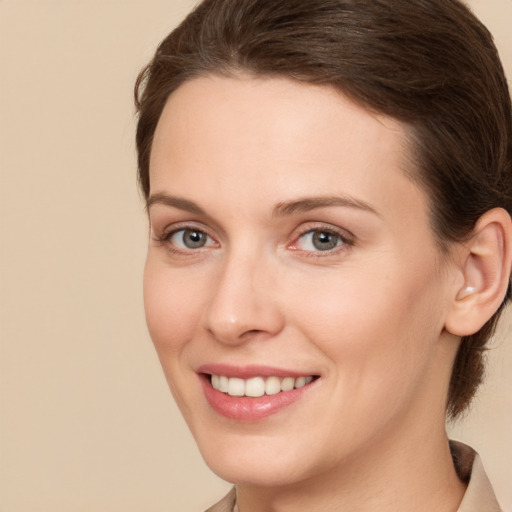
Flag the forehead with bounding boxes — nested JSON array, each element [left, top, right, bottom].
[[151, 74, 409, 166], [149, 74, 425, 223]]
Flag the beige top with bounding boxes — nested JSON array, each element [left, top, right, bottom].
[[204, 441, 502, 512]]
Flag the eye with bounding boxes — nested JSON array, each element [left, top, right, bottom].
[[293, 229, 348, 252], [169, 228, 216, 250]]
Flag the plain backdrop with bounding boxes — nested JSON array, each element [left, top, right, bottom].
[[0, 1, 511, 511]]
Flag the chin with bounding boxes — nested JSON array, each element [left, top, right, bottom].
[[190, 423, 327, 487], [203, 450, 309, 487]]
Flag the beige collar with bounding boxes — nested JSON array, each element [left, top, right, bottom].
[[450, 440, 502, 512]]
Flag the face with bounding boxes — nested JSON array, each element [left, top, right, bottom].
[[144, 75, 457, 487]]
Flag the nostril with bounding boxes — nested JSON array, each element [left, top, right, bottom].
[[241, 328, 264, 338]]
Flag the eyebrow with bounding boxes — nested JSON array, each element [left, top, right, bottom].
[[273, 195, 381, 218], [146, 193, 206, 215], [146, 192, 380, 218]]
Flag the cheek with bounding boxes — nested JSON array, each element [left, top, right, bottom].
[[143, 259, 205, 356], [143, 258, 211, 421], [291, 275, 445, 445], [284, 256, 445, 389]]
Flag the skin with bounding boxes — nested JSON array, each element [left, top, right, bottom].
[[144, 75, 467, 512]]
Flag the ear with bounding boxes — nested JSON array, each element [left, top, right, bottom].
[[445, 208, 512, 337]]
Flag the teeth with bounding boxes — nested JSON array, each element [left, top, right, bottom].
[[295, 376, 306, 388], [218, 375, 229, 393], [210, 374, 315, 396], [265, 376, 281, 395], [245, 377, 265, 397], [281, 377, 295, 391], [227, 377, 245, 397]]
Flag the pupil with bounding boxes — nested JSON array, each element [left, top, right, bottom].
[[313, 231, 337, 250]]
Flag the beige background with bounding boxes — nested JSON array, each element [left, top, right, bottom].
[[0, 1, 510, 510]]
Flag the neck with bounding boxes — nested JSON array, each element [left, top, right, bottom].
[[235, 423, 466, 512]]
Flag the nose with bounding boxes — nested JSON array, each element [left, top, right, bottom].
[[202, 252, 285, 345]]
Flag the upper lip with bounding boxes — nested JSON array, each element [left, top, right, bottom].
[[196, 363, 318, 379]]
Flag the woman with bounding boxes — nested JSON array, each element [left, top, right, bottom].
[[135, 1, 512, 510]]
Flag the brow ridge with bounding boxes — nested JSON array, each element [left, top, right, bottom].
[[146, 192, 380, 219], [146, 192, 205, 215], [273, 195, 380, 218]]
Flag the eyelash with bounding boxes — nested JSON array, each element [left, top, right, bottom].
[[152, 225, 218, 256], [152, 223, 354, 258], [288, 225, 354, 257]]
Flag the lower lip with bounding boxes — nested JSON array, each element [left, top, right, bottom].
[[200, 375, 316, 421]]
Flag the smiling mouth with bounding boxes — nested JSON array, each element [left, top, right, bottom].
[[208, 374, 318, 397]]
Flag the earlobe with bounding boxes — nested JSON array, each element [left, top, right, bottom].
[[445, 208, 512, 337]]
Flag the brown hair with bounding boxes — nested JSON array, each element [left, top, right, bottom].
[[135, 0, 512, 418]]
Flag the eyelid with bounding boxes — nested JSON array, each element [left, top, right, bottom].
[[288, 222, 355, 253], [170, 228, 217, 249], [151, 220, 354, 257], [152, 221, 220, 252]]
